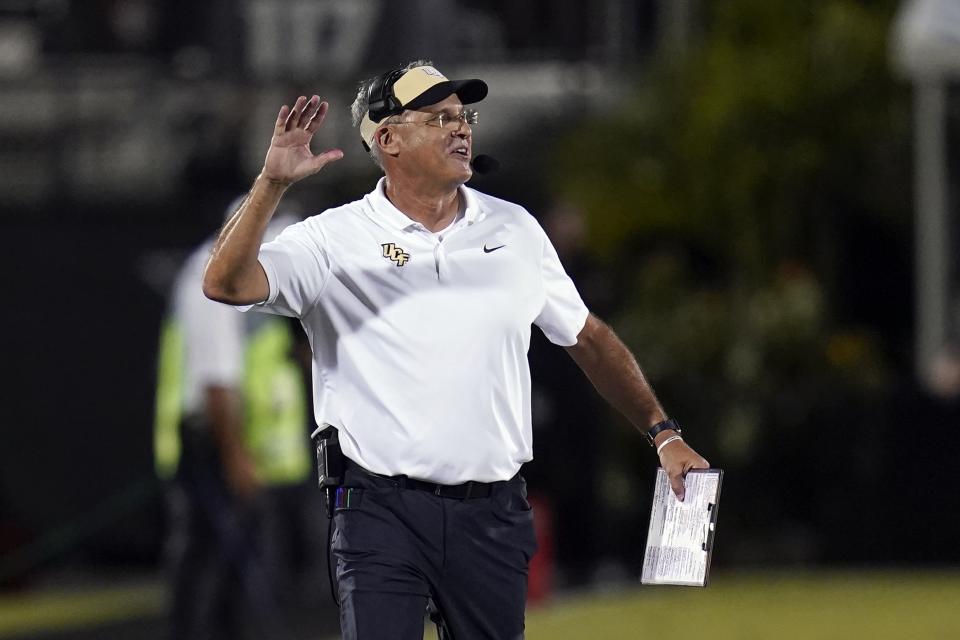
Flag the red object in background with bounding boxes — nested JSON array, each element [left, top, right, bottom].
[[527, 493, 554, 605]]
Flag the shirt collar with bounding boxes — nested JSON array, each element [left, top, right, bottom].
[[367, 177, 483, 231]]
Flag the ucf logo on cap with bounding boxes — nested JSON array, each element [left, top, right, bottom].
[[381, 243, 410, 267]]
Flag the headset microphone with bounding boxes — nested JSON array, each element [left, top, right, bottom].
[[470, 154, 500, 176]]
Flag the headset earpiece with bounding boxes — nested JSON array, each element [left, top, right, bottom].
[[366, 68, 406, 122]]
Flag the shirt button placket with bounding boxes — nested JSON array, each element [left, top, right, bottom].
[[433, 240, 447, 280]]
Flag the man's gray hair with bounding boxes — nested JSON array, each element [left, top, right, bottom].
[[351, 59, 433, 169]]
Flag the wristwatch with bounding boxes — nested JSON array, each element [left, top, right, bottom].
[[645, 418, 681, 447]]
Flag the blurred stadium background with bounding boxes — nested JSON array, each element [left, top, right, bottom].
[[2, 0, 960, 638]]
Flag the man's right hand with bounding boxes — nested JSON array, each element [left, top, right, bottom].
[[224, 447, 262, 502], [262, 95, 344, 186]]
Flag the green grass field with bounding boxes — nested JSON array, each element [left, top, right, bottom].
[[522, 571, 960, 639], [2, 570, 958, 638]]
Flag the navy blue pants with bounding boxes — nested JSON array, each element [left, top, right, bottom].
[[165, 427, 282, 640], [331, 461, 538, 639]]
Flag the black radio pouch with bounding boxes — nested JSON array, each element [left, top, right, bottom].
[[315, 426, 345, 518]]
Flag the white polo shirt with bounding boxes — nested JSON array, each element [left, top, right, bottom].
[[247, 178, 589, 483]]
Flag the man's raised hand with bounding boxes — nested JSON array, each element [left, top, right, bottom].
[[262, 95, 344, 186]]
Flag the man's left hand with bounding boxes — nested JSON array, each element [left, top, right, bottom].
[[655, 435, 709, 501]]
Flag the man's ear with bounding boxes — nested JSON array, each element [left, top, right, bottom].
[[376, 126, 400, 157]]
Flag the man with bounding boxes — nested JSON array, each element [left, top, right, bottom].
[[203, 61, 709, 639], [155, 209, 312, 639]]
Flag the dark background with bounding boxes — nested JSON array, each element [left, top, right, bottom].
[[2, 0, 959, 636]]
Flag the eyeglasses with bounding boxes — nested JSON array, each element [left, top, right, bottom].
[[390, 108, 479, 131]]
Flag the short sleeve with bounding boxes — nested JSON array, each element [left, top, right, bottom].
[[533, 222, 590, 346], [178, 263, 244, 387], [247, 218, 332, 318]]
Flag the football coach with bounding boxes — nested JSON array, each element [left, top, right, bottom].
[[203, 60, 709, 639]]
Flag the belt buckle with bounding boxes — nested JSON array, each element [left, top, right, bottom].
[[434, 485, 443, 496]]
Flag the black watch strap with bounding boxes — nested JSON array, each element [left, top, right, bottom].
[[645, 418, 681, 447]]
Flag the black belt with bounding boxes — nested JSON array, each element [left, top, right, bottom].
[[346, 459, 501, 499]]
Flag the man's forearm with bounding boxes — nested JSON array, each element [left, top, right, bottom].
[[569, 314, 709, 500], [566, 313, 667, 434], [202, 174, 288, 304]]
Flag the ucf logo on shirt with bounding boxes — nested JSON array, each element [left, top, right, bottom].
[[381, 243, 410, 267]]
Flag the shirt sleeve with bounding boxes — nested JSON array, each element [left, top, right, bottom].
[[179, 263, 244, 388], [533, 221, 590, 346], [246, 218, 332, 318]]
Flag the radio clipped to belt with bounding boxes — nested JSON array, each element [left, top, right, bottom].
[[315, 426, 345, 518]]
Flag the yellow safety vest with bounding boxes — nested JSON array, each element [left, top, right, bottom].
[[153, 316, 311, 486]]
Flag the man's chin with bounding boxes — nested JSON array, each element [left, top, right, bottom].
[[439, 161, 471, 185], [452, 157, 473, 180]]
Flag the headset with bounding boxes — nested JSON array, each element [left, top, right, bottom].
[[361, 67, 408, 151], [366, 67, 408, 122]]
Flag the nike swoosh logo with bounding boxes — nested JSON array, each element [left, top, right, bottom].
[[483, 244, 505, 253]]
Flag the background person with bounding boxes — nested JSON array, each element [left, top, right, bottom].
[[526, 200, 617, 593], [154, 207, 313, 640]]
